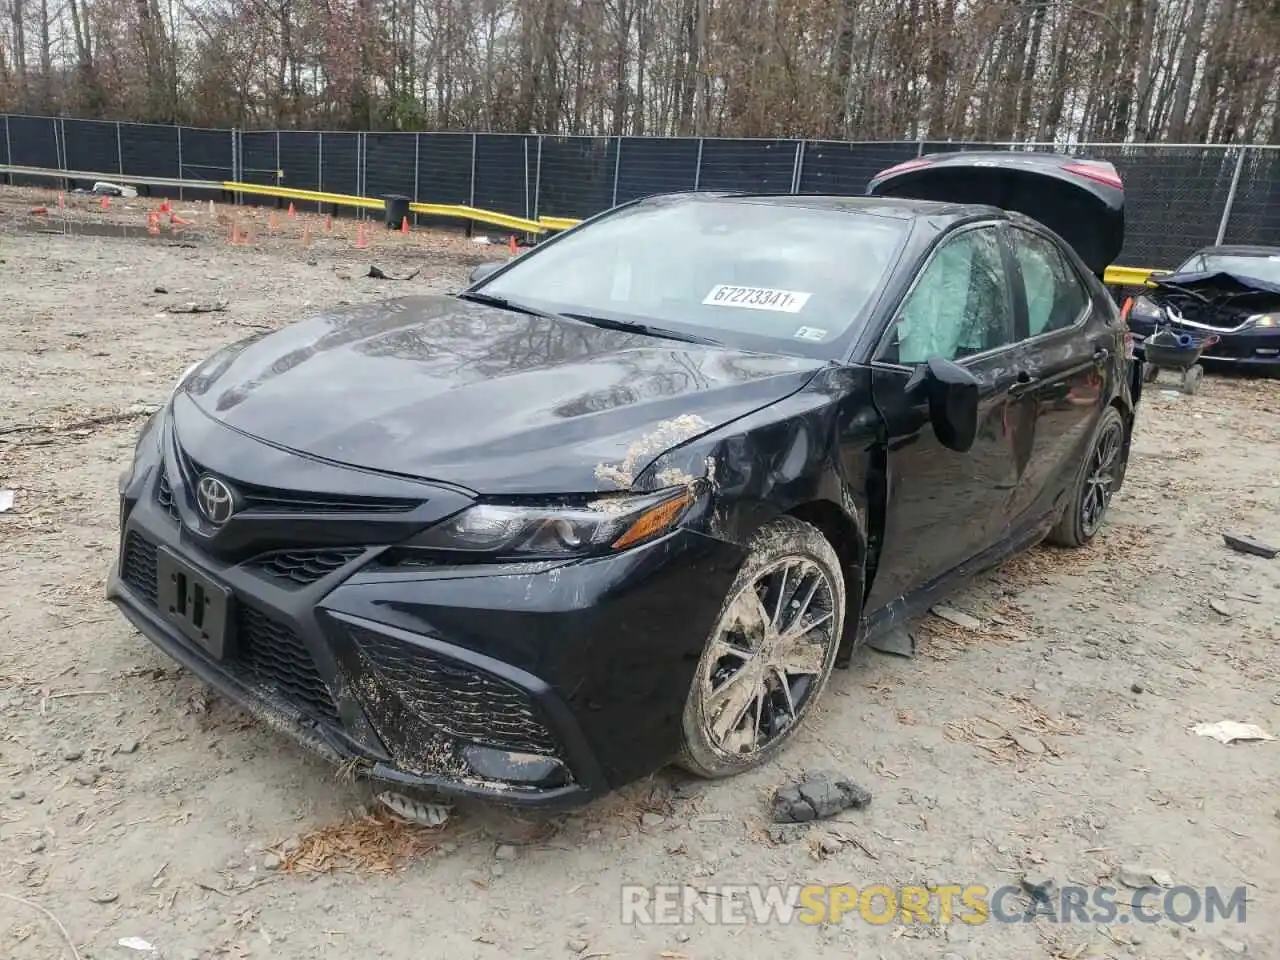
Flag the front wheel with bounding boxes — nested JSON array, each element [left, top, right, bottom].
[[678, 517, 846, 779], [1047, 406, 1128, 548]]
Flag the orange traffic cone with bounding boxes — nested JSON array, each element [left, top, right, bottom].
[[302, 222, 313, 247], [287, 202, 296, 218], [268, 211, 278, 233], [400, 216, 410, 235], [325, 215, 333, 233], [57, 192, 65, 208], [355, 221, 368, 250], [100, 194, 110, 211], [508, 235, 518, 256]]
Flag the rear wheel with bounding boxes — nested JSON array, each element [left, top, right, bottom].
[[1047, 406, 1127, 548], [1142, 363, 1160, 383], [678, 517, 845, 779]]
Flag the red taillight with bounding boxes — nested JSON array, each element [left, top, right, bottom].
[[873, 157, 933, 181], [1064, 161, 1122, 189]]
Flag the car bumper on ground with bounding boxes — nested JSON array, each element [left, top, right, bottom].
[[108, 465, 744, 808]]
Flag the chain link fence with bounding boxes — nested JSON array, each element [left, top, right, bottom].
[[2, 114, 1277, 267]]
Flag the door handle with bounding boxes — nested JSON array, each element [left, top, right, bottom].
[[1093, 347, 1111, 362], [1008, 370, 1036, 396]]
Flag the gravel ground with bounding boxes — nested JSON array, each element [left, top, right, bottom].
[[2, 185, 1279, 960]]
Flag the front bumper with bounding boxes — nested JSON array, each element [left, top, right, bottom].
[[108, 412, 743, 807], [1129, 318, 1280, 371]]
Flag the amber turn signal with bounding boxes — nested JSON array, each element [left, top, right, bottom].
[[611, 488, 695, 550]]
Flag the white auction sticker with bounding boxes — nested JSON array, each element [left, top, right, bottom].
[[702, 285, 811, 313]]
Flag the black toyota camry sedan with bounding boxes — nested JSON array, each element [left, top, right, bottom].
[[109, 151, 1138, 807]]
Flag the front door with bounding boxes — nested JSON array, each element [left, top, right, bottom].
[[861, 223, 1028, 615]]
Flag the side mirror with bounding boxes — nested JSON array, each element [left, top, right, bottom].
[[469, 261, 505, 285], [913, 356, 980, 453]]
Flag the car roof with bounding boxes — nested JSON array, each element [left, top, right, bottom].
[[639, 191, 1003, 223], [1189, 244, 1280, 258]]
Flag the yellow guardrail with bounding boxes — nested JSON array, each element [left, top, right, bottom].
[[537, 215, 582, 231], [410, 202, 543, 233], [1104, 265, 1164, 287], [222, 181, 383, 211]]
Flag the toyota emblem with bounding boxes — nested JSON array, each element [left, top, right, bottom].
[[195, 474, 237, 525]]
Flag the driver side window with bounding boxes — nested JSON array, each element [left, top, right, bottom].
[[884, 226, 1016, 365]]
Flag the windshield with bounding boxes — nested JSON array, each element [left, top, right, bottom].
[[476, 198, 908, 357], [1176, 252, 1280, 285]]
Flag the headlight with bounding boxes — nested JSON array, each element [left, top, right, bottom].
[[1129, 295, 1163, 320], [1249, 312, 1277, 328], [406, 488, 697, 559]]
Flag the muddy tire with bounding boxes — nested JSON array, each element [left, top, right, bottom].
[[678, 517, 845, 779], [1046, 406, 1127, 548]]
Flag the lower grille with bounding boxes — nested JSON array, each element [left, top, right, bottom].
[[121, 532, 158, 605], [247, 548, 365, 587], [349, 624, 560, 756], [235, 605, 341, 725], [119, 531, 341, 727]]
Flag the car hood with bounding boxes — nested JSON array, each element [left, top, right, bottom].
[[180, 295, 826, 494], [1152, 270, 1280, 302]]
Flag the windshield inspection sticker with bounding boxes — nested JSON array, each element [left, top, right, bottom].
[[703, 285, 811, 313], [793, 326, 828, 341]]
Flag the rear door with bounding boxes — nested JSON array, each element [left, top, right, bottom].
[[1001, 224, 1112, 527], [861, 222, 1029, 614]]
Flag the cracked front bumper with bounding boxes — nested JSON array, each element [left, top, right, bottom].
[[108, 477, 743, 808]]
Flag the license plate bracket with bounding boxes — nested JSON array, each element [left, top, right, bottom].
[[156, 547, 234, 660]]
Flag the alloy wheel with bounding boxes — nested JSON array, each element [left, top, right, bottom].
[[698, 556, 838, 759], [1081, 419, 1124, 538]]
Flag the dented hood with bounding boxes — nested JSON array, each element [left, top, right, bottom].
[[1152, 270, 1280, 301], [179, 295, 825, 494]]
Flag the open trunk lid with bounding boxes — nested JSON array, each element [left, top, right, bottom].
[[866, 151, 1124, 277]]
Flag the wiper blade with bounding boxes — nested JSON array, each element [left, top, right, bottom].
[[456, 291, 559, 318], [558, 312, 722, 346], [459, 292, 720, 345]]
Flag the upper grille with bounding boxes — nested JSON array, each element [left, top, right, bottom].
[[349, 624, 560, 756], [235, 604, 340, 725], [121, 532, 158, 605], [247, 548, 365, 587], [181, 454, 419, 515], [155, 467, 180, 522]]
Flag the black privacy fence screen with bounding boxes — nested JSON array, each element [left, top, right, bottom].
[[2, 114, 1278, 267]]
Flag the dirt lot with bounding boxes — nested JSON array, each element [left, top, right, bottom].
[[2, 185, 1278, 960]]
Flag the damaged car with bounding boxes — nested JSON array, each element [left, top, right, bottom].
[[108, 151, 1138, 806], [1125, 244, 1280, 376]]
